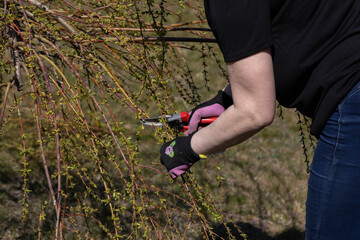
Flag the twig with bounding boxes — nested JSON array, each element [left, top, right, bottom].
[[137, 36, 216, 43], [33, 50, 62, 240], [89, 27, 212, 32], [3, 0, 6, 15], [28, 71, 58, 225]]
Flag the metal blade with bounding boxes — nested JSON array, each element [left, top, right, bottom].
[[141, 115, 172, 127]]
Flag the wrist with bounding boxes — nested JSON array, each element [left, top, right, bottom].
[[190, 132, 204, 156], [190, 134, 207, 159]]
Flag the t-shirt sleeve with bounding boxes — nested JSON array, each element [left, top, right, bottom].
[[204, 0, 273, 62]]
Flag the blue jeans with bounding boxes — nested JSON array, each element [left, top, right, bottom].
[[306, 81, 360, 240]]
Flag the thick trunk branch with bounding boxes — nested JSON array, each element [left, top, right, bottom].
[[28, 0, 78, 35], [10, 30, 24, 90]]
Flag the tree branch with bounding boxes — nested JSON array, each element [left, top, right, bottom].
[[28, 0, 78, 35], [0, 82, 11, 127]]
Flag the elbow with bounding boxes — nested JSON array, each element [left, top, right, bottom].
[[259, 108, 275, 127], [238, 104, 275, 131], [252, 110, 274, 130]]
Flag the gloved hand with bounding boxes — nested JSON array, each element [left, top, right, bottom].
[[187, 90, 233, 134], [160, 134, 205, 179]]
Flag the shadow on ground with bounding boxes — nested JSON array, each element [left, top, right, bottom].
[[210, 222, 305, 240]]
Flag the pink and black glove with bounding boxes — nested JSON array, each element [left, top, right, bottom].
[[160, 134, 202, 179], [187, 90, 233, 134]]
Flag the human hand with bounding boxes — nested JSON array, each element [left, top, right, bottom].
[[187, 90, 233, 134], [160, 135, 202, 179]]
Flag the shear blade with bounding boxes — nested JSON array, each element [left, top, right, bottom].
[[141, 115, 172, 127]]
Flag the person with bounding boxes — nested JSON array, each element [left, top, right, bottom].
[[160, 1, 360, 239]]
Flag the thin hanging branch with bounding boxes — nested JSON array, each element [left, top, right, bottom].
[[33, 51, 63, 239]]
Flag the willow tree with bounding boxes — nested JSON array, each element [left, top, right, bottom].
[[0, 0, 246, 239]]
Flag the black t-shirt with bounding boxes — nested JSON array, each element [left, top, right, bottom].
[[204, 0, 360, 137]]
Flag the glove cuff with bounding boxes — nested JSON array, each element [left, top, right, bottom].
[[186, 133, 201, 163], [188, 134, 207, 159], [188, 132, 208, 159]]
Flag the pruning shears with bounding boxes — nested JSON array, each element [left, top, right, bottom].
[[141, 112, 217, 132]]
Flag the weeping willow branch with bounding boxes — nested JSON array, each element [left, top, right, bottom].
[[134, 36, 216, 43], [32, 50, 62, 239]]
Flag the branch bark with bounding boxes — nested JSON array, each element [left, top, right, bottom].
[[28, 0, 78, 35], [0, 82, 11, 127]]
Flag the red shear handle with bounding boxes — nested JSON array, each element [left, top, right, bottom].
[[179, 112, 217, 132], [180, 112, 191, 122]]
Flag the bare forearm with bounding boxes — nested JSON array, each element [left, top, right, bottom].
[[190, 104, 266, 154]]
